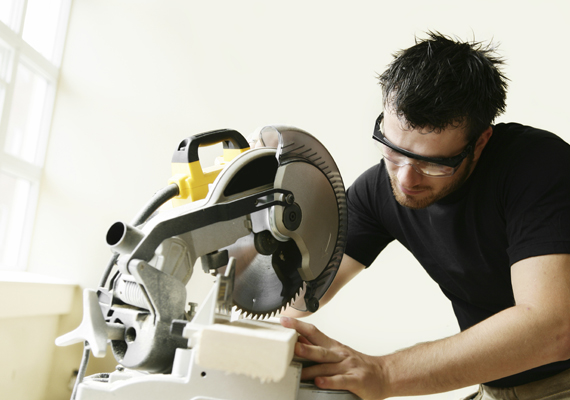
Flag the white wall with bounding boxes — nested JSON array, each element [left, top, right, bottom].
[[25, 1, 570, 399]]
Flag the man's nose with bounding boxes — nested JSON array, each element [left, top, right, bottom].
[[397, 163, 423, 187]]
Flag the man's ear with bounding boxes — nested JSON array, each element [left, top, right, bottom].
[[473, 127, 493, 161]]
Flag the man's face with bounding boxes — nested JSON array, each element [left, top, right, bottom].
[[381, 110, 477, 209]]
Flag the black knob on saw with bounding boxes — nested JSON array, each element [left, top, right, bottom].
[[282, 203, 302, 231], [305, 297, 320, 313]]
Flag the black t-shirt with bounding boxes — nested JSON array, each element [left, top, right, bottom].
[[345, 122, 570, 387]]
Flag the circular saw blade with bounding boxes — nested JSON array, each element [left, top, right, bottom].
[[214, 126, 347, 318], [224, 234, 304, 318]]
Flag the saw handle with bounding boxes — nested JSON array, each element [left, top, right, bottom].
[[172, 129, 250, 163], [169, 129, 251, 205]]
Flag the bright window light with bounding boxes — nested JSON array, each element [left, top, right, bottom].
[[0, 0, 23, 32], [22, 0, 65, 62], [4, 62, 51, 164], [0, 40, 13, 81], [0, 171, 32, 269]]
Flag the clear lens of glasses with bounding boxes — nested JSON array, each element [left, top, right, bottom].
[[377, 142, 456, 177]]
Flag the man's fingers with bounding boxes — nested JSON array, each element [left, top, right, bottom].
[[298, 335, 312, 345], [295, 342, 346, 363], [314, 374, 354, 392], [303, 364, 364, 396], [300, 355, 345, 381], [281, 317, 381, 400], [280, 317, 333, 347]]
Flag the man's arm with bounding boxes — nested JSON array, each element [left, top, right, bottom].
[[281, 254, 365, 318], [281, 254, 570, 399]]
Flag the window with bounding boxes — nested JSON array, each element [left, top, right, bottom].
[[0, 0, 71, 270]]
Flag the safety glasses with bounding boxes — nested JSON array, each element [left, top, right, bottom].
[[372, 113, 474, 177]]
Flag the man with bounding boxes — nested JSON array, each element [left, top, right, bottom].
[[280, 32, 570, 399]]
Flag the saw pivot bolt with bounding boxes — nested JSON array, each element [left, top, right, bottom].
[[282, 203, 302, 231]]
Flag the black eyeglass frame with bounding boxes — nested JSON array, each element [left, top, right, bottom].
[[372, 112, 475, 169]]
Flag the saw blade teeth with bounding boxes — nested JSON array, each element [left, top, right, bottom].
[[233, 306, 280, 320], [231, 279, 304, 319]]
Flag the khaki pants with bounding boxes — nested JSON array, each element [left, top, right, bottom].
[[464, 368, 570, 400]]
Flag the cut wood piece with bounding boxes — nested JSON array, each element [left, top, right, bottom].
[[195, 319, 297, 382]]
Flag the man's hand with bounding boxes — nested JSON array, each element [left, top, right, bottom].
[[280, 316, 388, 400]]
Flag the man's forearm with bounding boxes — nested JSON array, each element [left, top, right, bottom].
[[381, 303, 570, 397]]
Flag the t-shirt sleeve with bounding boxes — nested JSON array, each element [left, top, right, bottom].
[[345, 164, 395, 267], [503, 135, 570, 265]]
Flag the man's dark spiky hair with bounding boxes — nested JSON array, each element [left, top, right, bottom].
[[378, 31, 508, 142]]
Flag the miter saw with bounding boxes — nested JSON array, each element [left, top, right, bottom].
[[56, 125, 359, 400]]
